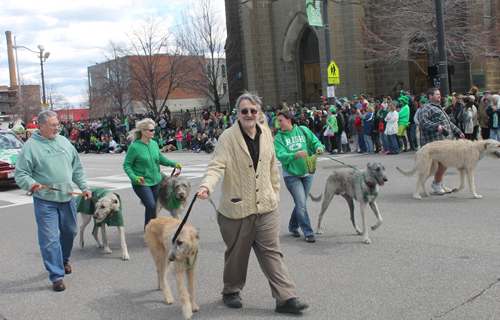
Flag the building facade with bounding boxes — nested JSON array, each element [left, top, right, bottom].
[[225, 0, 500, 107]]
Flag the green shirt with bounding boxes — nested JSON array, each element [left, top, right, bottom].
[[123, 139, 179, 186], [274, 125, 325, 176]]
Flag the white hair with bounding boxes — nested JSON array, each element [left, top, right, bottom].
[[492, 94, 500, 108], [127, 118, 155, 142]]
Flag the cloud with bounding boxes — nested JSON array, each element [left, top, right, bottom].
[[0, 0, 223, 105]]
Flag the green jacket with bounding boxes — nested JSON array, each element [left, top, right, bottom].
[[76, 188, 123, 227], [123, 139, 179, 186], [398, 105, 410, 126], [274, 125, 325, 176], [327, 115, 338, 133], [15, 131, 90, 202]]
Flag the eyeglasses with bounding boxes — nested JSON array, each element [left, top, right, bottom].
[[44, 123, 60, 128], [240, 108, 259, 115]]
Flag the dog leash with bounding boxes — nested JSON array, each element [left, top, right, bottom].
[[27, 185, 98, 202], [321, 154, 360, 171], [161, 166, 182, 189], [171, 194, 198, 244]]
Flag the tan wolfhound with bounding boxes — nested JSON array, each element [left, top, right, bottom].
[[396, 139, 500, 199], [144, 216, 200, 319]]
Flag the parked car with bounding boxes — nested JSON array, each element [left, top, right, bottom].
[[0, 130, 24, 184]]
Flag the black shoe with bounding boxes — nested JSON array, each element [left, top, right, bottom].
[[305, 235, 316, 243], [290, 230, 300, 237], [276, 298, 309, 314], [223, 292, 242, 309]]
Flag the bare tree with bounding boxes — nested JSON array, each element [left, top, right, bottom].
[[127, 15, 189, 118], [12, 77, 42, 125], [45, 80, 66, 111], [176, 0, 228, 112], [359, 0, 500, 72], [89, 41, 133, 121]]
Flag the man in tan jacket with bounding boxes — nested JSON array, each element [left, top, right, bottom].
[[197, 91, 308, 314]]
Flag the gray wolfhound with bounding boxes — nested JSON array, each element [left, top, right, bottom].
[[310, 161, 388, 244], [396, 139, 500, 199], [156, 172, 191, 220]]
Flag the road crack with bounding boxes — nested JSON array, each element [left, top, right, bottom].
[[431, 276, 500, 319]]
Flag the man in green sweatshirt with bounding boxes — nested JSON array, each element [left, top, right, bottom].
[[15, 110, 92, 292]]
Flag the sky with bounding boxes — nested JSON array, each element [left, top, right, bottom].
[[0, 0, 224, 107]]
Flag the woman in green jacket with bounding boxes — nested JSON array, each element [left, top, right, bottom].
[[274, 111, 324, 243], [123, 118, 182, 227]]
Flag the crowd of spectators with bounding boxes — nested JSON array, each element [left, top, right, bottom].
[[10, 86, 500, 155]]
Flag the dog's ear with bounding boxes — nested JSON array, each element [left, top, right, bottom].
[[114, 198, 119, 204], [367, 162, 374, 169], [195, 228, 200, 239]]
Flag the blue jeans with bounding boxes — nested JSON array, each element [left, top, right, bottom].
[[357, 131, 366, 152], [490, 128, 500, 141], [132, 183, 160, 227], [388, 134, 399, 153], [284, 175, 314, 236], [364, 134, 374, 153], [407, 123, 418, 149], [380, 132, 389, 152], [33, 197, 78, 283]]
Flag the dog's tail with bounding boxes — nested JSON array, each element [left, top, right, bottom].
[[395, 165, 417, 177], [309, 193, 323, 202]]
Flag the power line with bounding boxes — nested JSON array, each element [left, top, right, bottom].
[[328, 0, 499, 20]]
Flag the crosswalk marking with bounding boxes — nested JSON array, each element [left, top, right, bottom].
[[0, 154, 357, 209]]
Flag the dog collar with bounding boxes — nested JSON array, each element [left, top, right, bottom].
[[184, 249, 199, 270], [361, 173, 379, 200], [362, 173, 378, 187]]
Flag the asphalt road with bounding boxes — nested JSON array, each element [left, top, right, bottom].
[[1, 149, 499, 320]]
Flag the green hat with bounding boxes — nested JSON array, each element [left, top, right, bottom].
[[329, 107, 336, 113], [353, 95, 358, 99], [421, 97, 428, 103]]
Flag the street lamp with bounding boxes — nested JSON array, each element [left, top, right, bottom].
[[12, 44, 50, 105]]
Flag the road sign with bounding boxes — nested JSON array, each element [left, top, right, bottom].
[[328, 60, 339, 85], [42, 103, 50, 111], [327, 86, 335, 98]]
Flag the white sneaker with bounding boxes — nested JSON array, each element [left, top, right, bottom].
[[110, 151, 115, 154], [432, 181, 445, 195], [441, 182, 453, 193]]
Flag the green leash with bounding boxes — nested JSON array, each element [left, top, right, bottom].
[[184, 249, 199, 270], [321, 154, 378, 199]]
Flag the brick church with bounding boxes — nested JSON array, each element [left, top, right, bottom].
[[224, 0, 500, 107]]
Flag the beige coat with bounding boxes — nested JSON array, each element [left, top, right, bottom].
[[200, 121, 280, 219]]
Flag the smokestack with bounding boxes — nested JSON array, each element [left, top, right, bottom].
[[5, 31, 18, 87]]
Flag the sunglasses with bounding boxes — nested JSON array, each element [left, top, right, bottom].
[[144, 129, 155, 132], [240, 108, 259, 115]]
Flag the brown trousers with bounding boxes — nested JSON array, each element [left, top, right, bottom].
[[217, 208, 297, 306]]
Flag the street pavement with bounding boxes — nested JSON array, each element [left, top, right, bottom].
[[1, 149, 499, 320]]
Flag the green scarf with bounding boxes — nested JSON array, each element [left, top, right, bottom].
[[166, 191, 182, 209]]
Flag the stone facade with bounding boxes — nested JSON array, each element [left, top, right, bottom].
[[225, 0, 500, 108]]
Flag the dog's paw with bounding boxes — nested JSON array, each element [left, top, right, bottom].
[[122, 253, 130, 260], [79, 240, 84, 248], [165, 297, 174, 305], [182, 309, 193, 319], [452, 188, 459, 193], [315, 229, 323, 235], [413, 195, 422, 200], [474, 194, 483, 199], [97, 243, 104, 248], [192, 303, 199, 312], [363, 238, 371, 244], [104, 248, 113, 254]]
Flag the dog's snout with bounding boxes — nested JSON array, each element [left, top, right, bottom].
[[179, 193, 184, 198], [383, 177, 388, 182]]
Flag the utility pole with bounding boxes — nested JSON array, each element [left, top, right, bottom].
[[323, 0, 335, 105], [435, 0, 449, 96]]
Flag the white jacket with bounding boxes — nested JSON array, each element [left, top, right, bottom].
[[384, 111, 399, 135]]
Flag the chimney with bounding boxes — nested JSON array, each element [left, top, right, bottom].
[[5, 31, 18, 87]]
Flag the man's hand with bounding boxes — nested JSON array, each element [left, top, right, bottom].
[[83, 189, 92, 200], [459, 133, 465, 139], [197, 187, 208, 200], [30, 182, 42, 193], [295, 150, 307, 159], [437, 125, 444, 132]]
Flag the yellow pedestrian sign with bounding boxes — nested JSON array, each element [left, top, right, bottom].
[[328, 60, 339, 85]]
